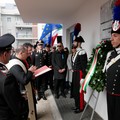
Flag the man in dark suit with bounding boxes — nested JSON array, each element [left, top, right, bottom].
[[0, 33, 25, 120], [52, 42, 67, 98]]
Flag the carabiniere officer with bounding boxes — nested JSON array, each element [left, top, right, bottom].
[[103, 2, 120, 119]]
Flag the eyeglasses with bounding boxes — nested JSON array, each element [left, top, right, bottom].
[[72, 47, 76, 49], [57, 45, 62, 47]]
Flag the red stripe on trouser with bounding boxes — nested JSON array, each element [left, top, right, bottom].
[[79, 70, 84, 110], [80, 90, 84, 110]]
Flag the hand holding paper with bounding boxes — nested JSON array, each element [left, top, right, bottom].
[[33, 65, 52, 77]]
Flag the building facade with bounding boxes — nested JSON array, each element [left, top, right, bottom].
[[0, 3, 38, 48]]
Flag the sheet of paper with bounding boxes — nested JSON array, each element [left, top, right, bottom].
[[34, 65, 51, 77]]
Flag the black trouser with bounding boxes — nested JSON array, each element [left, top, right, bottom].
[[70, 82, 73, 98], [0, 112, 25, 120], [107, 92, 120, 120], [35, 74, 46, 97], [72, 71, 80, 109], [74, 91, 80, 108], [46, 70, 54, 90], [54, 79, 65, 95], [21, 98, 29, 120]]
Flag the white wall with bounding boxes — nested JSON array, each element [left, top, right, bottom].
[[63, 0, 108, 119]]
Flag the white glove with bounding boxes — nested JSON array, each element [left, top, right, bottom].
[[80, 79, 84, 85]]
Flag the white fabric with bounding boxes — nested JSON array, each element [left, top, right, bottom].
[[78, 49, 86, 55], [67, 54, 73, 82], [72, 51, 79, 64], [103, 51, 111, 73], [6, 59, 27, 73], [80, 79, 84, 85], [106, 54, 120, 71]]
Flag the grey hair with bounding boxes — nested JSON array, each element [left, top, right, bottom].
[[15, 45, 27, 54]]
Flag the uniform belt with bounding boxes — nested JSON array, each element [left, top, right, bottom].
[[73, 70, 81, 72], [107, 91, 120, 96]]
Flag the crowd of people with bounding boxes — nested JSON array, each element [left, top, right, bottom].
[[1, 29, 119, 120], [1, 5, 120, 118], [0, 24, 120, 120], [0, 32, 89, 120]]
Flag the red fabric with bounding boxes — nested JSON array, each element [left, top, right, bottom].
[[115, 0, 120, 6], [80, 70, 83, 79], [52, 34, 58, 46], [79, 70, 84, 110], [80, 91, 84, 110], [23, 60, 29, 69]]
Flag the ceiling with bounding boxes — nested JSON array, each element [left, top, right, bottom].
[[15, 0, 84, 24]]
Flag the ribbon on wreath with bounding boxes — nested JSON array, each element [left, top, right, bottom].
[[80, 47, 101, 93]]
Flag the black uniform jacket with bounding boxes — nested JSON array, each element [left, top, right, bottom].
[[72, 48, 87, 78], [105, 49, 120, 95], [0, 63, 23, 120], [52, 50, 67, 79], [32, 50, 48, 68]]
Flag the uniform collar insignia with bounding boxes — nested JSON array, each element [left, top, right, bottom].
[[115, 48, 120, 54], [112, 20, 120, 31], [0, 62, 8, 73]]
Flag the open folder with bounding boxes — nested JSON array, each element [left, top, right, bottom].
[[34, 65, 52, 77]]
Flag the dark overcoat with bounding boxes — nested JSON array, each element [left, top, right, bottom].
[[52, 50, 67, 79]]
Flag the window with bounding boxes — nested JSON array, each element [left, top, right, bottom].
[[7, 17, 11, 22]]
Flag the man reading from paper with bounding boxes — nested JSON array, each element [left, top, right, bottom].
[[6, 45, 36, 120]]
